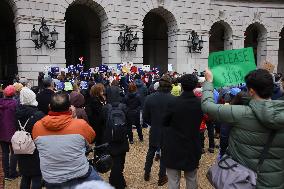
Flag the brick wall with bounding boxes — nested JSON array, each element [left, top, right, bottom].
[[6, 0, 284, 82]]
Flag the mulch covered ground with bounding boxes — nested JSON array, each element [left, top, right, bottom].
[[5, 128, 216, 189]]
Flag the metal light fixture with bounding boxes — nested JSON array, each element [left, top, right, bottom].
[[187, 30, 205, 53], [31, 18, 59, 49], [118, 26, 139, 51]]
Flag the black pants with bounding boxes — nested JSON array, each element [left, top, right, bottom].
[[0, 142, 17, 178], [20, 175, 42, 189], [144, 146, 166, 178], [207, 122, 215, 148], [109, 153, 127, 189], [127, 123, 143, 142]]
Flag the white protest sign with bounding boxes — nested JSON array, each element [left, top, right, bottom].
[[142, 65, 151, 72], [168, 64, 173, 72]]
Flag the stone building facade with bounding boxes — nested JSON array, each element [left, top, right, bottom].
[[0, 0, 284, 84]]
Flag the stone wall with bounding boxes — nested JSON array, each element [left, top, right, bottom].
[[7, 0, 284, 83]]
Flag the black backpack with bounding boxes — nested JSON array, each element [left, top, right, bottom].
[[106, 103, 127, 142]]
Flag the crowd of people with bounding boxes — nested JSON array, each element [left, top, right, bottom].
[[0, 66, 284, 189]]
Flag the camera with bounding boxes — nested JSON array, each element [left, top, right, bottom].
[[86, 143, 113, 174]]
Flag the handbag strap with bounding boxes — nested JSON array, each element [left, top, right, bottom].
[[256, 130, 276, 174]]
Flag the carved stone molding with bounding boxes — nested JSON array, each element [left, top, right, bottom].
[[253, 12, 262, 22], [157, 0, 165, 7]]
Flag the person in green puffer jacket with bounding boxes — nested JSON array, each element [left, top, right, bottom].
[[202, 69, 284, 189]]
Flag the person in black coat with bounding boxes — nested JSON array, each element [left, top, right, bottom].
[[36, 77, 54, 115], [16, 87, 45, 189], [106, 80, 123, 104], [102, 89, 129, 189], [143, 75, 175, 186], [85, 83, 106, 145], [162, 74, 203, 189], [123, 83, 143, 144]]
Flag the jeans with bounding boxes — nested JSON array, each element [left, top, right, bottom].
[[144, 146, 166, 178], [45, 166, 101, 189], [109, 153, 126, 189], [167, 168, 198, 189], [128, 124, 143, 142], [220, 124, 232, 156], [0, 142, 17, 178], [20, 175, 42, 189]]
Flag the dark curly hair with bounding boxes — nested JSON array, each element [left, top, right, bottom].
[[179, 74, 198, 92], [245, 69, 273, 99]]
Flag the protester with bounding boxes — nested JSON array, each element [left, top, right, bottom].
[[13, 83, 23, 103], [106, 80, 123, 104], [16, 87, 45, 189], [36, 77, 54, 115], [134, 74, 148, 106], [102, 88, 129, 189], [0, 85, 18, 180], [19, 78, 28, 87], [70, 91, 89, 122], [143, 75, 174, 186], [202, 69, 284, 188], [219, 90, 248, 158], [162, 74, 203, 189], [171, 78, 181, 96], [123, 82, 143, 144], [32, 92, 99, 188], [86, 83, 106, 145]]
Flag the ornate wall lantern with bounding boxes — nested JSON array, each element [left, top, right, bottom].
[[31, 18, 59, 50], [187, 30, 205, 53], [118, 26, 139, 51]]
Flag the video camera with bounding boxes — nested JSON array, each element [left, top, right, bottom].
[[86, 143, 113, 174]]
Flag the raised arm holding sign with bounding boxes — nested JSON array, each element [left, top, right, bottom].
[[208, 47, 256, 88]]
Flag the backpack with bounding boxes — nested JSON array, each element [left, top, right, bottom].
[[11, 118, 36, 155], [106, 104, 127, 142]]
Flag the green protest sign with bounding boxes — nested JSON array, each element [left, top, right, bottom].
[[208, 47, 256, 88]]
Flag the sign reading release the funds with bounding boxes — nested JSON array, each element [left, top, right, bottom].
[[208, 47, 256, 88]]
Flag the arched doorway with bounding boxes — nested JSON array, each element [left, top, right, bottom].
[[0, 0, 17, 84], [65, 3, 102, 68], [209, 21, 233, 53], [244, 23, 267, 66], [143, 8, 177, 74], [278, 28, 284, 74]]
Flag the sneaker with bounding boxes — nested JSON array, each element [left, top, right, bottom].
[[208, 148, 215, 153], [158, 175, 168, 186], [155, 154, 160, 161], [144, 172, 150, 181]]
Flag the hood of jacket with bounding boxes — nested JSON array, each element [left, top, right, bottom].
[[135, 79, 144, 88], [40, 111, 72, 131], [249, 99, 284, 130], [16, 105, 38, 119]]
